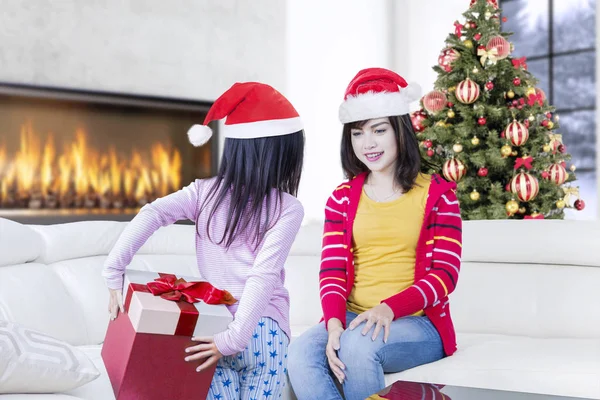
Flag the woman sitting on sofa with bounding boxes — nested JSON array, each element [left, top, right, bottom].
[[288, 68, 463, 400]]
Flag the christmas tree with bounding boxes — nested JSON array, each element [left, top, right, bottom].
[[412, 0, 585, 220]]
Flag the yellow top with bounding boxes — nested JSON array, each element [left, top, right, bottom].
[[347, 173, 431, 316]]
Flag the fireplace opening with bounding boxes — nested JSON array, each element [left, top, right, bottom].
[[0, 83, 216, 224]]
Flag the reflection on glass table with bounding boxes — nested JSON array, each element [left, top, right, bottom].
[[372, 380, 595, 400]]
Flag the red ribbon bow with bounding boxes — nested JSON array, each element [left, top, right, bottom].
[[527, 93, 543, 107], [512, 57, 528, 70], [454, 21, 463, 37], [146, 274, 237, 306], [514, 156, 534, 170], [524, 213, 544, 220]]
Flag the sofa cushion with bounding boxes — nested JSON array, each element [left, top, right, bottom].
[[0, 218, 42, 268], [64, 346, 114, 400], [0, 321, 99, 394], [388, 333, 600, 399], [0, 264, 88, 346]]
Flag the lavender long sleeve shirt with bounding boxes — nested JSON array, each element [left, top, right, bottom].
[[101, 178, 304, 356]]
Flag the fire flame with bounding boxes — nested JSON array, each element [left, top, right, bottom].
[[0, 124, 182, 209]]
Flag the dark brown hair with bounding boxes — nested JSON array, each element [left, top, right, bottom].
[[340, 115, 436, 193]]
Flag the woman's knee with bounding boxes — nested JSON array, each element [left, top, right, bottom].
[[338, 328, 381, 364]]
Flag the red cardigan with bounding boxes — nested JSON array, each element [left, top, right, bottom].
[[319, 173, 462, 356]]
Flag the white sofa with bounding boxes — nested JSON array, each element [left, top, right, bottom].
[[0, 218, 599, 399]]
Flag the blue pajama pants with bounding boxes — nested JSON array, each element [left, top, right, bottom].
[[206, 317, 289, 400]]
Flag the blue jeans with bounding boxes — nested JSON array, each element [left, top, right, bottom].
[[287, 311, 443, 400]]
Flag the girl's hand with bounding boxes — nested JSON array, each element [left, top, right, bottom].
[[185, 336, 223, 372], [108, 288, 124, 320], [348, 303, 394, 342], [325, 319, 346, 384]]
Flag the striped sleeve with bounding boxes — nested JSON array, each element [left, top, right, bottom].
[[381, 189, 462, 319], [101, 181, 201, 290], [319, 187, 349, 328]]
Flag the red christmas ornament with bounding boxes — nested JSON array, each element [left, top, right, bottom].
[[524, 120, 530, 128], [558, 144, 566, 153], [474, 33, 482, 41], [478, 117, 487, 125], [455, 78, 481, 104], [427, 149, 434, 157], [477, 167, 488, 177], [438, 48, 460, 72], [502, 16, 508, 22], [486, 36, 511, 59], [410, 110, 427, 133], [423, 91, 447, 114], [505, 183, 511, 192], [517, 105, 523, 109], [510, 171, 540, 202], [424, 139, 433, 149], [470, 21, 478, 29], [561, 161, 567, 168], [505, 120, 529, 146], [541, 171, 549, 179], [548, 163, 568, 185], [513, 78, 521, 86], [574, 199, 586, 211], [546, 112, 552, 119], [443, 158, 467, 182], [519, 98, 525, 105], [485, 81, 494, 91], [500, 131, 505, 138], [447, 102, 454, 108], [541, 119, 549, 127], [512, 100, 518, 106]]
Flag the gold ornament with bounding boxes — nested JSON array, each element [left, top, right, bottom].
[[464, 39, 474, 49], [453, 143, 464, 153], [471, 136, 480, 146], [507, 90, 515, 99], [570, 165, 577, 172], [470, 190, 480, 201], [500, 144, 512, 158], [554, 115, 560, 122], [473, 67, 479, 73], [556, 199, 566, 209], [511, 150, 518, 156], [525, 87, 536, 96], [464, 22, 471, 29], [506, 199, 519, 215], [436, 121, 447, 127], [547, 121, 554, 129], [447, 110, 455, 118], [543, 144, 551, 152], [528, 114, 535, 121], [449, 86, 456, 92], [518, 207, 527, 214], [485, 11, 492, 19]]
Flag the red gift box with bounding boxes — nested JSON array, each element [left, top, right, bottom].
[[101, 271, 235, 400]]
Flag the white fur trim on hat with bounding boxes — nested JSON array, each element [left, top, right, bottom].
[[339, 82, 422, 124], [187, 124, 213, 147], [222, 117, 304, 139]]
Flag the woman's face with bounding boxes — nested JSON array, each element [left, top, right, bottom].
[[350, 117, 398, 174]]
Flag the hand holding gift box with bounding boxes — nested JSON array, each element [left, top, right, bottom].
[[102, 270, 236, 400]]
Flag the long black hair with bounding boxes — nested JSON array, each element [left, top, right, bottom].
[[198, 130, 304, 250], [340, 114, 437, 193]]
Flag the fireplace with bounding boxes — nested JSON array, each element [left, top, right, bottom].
[[0, 83, 216, 224]]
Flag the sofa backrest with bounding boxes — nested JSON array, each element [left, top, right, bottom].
[[0, 218, 599, 347]]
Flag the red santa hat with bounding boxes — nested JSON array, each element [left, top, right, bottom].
[[338, 68, 422, 124], [187, 82, 303, 147]]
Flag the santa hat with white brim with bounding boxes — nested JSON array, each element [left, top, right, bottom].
[[338, 68, 422, 124], [187, 82, 303, 147]]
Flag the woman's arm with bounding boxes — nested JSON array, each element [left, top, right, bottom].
[[212, 200, 304, 356], [102, 181, 201, 290], [319, 189, 350, 329], [381, 188, 462, 319]]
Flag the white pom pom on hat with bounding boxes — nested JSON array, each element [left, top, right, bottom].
[[187, 82, 303, 147], [338, 68, 422, 124]]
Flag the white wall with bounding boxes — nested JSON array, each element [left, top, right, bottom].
[[286, 0, 393, 222], [0, 1, 286, 101]]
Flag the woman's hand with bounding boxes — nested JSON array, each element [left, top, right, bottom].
[[108, 288, 124, 320], [325, 318, 346, 384], [348, 303, 394, 342], [185, 336, 223, 372]]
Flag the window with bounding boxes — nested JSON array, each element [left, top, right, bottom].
[[502, 0, 597, 220]]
